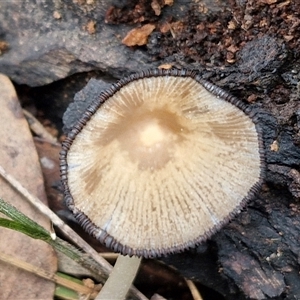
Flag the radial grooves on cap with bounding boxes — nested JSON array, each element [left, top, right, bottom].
[[60, 68, 265, 258]]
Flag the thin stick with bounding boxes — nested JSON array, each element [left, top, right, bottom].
[[185, 278, 204, 300], [100, 252, 119, 260], [0, 251, 93, 295], [0, 165, 148, 300], [23, 109, 58, 144], [96, 255, 142, 300], [0, 164, 111, 274]]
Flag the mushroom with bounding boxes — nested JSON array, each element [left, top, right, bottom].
[[60, 69, 264, 299]]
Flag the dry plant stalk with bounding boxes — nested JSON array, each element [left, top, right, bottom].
[[0, 164, 147, 300], [0, 251, 94, 296], [185, 278, 204, 300]]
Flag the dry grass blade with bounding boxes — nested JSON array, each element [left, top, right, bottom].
[[22, 109, 59, 144], [185, 279, 203, 300], [0, 164, 148, 300], [0, 251, 94, 296]]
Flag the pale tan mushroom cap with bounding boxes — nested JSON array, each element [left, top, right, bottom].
[[65, 74, 262, 255]]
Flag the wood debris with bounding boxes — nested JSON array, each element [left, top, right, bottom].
[[122, 24, 155, 46]]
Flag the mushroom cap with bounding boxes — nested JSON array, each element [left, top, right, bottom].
[[60, 69, 264, 258]]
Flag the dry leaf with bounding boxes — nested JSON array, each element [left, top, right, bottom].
[[122, 24, 155, 46], [151, 0, 161, 16], [0, 74, 57, 299]]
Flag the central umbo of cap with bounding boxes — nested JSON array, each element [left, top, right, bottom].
[[60, 69, 264, 258]]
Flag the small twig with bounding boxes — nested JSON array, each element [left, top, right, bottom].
[[0, 164, 111, 273], [185, 278, 204, 300], [100, 252, 119, 261], [0, 251, 94, 296], [22, 109, 58, 144], [0, 164, 148, 300]]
